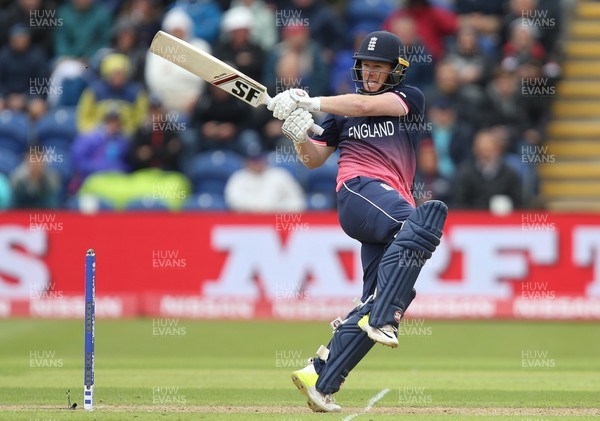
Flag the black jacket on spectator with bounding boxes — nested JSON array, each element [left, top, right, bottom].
[[0, 44, 47, 97], [453, 158, 522, 209]]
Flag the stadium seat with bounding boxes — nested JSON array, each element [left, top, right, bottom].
[[35, 107, 77, 149], [124, 197, 171, 211], [0, 150, 22, 176], [190, 150, 243, 194], [267, 150, 310, 187], [306, 154, 338, 194], [0, 111, 29, 154], [182, 192, 227, 211]]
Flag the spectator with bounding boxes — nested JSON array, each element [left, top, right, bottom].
[[191, 84, 260, 155], [109, 19, 147, 84], [115, 0, 163, 48], [71, 109, 131, 189], [168, 0, 222, 44], [10, 149, 61, 209], [0, 25, 47, 113], [413, 139, 452, 206], [224, 148, 306, 212], [127, 96, 184, 172], [264, 24, 329, 97], [424, 59, 486, 131], [0, 0, 55, 57], [481, 67, 523, 150], [287, 0, 345, 59], [230, 0, 277, 51], [446, 24, 489, 86], [426, 98, 475, 179], [77, 53, 148, 135], [214, 7, 265, 83], [456, 0, 505, 56], [389, 15, 435, 90], [145, 8, 211, 115], [346, 0, 396, 37], [454, 128, 522, 210], [383, 0, 458, 61], [500, 0, 561, 59], [54, 0, 112, 60], [0, 173, 11, 209], [501, 18, 546, 72]]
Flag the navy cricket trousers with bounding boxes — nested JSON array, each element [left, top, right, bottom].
[[336, 176, 415, 302]]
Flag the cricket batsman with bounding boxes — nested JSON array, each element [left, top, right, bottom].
[[267, 30, 448, 412]]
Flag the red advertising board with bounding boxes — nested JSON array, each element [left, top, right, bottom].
[[0, 211, 599, 319]]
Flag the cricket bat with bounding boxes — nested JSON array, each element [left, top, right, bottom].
[[149, 31, 324, 135]]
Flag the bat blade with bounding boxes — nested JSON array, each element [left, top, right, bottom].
[[149, 31, 324, 135]]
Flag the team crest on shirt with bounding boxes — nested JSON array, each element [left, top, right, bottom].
[[348, 121, 395, 139]]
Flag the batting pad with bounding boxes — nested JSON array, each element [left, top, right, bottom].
[[313, 304, 374, 394], [369, 200, 448, 327]]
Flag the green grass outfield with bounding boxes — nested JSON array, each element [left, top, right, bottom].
[[0, 319, 599, 420]]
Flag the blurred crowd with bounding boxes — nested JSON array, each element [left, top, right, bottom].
[[0, 0, 564, 212]]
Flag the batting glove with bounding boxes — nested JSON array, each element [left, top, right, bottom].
[[268, 89, 321, 120], [281, 108, 314, 144]]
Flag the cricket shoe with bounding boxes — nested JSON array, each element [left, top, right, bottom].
[[358, 314, 399, 348], [291, 363, 341, 412]]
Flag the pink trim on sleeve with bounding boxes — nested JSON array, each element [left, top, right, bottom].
[[385, 92, 409, 115]]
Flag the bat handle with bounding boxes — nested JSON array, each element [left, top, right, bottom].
[[264, 95, 324, 136]]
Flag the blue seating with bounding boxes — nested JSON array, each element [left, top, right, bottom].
[[0, 111, 28, 154], [35, 107, 77, 149], [124, 197, 171, 211], [182, 192, 227, 211], [190, 150, 243, 194], [0, 149, 22, 176], [306, 152, 338, 194]]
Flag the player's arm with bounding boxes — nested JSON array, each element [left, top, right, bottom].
[[268, 89, 408, 119], [282, 108, 335, 169], [319, 92, 407, 117]]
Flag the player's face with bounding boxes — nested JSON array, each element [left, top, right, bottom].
[[361, 60, 393, 93]]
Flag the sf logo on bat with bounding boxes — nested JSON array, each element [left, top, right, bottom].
[[231, 80, 261, 103]]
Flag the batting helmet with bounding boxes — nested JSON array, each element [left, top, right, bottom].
[[351, 31, 410, 94]]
